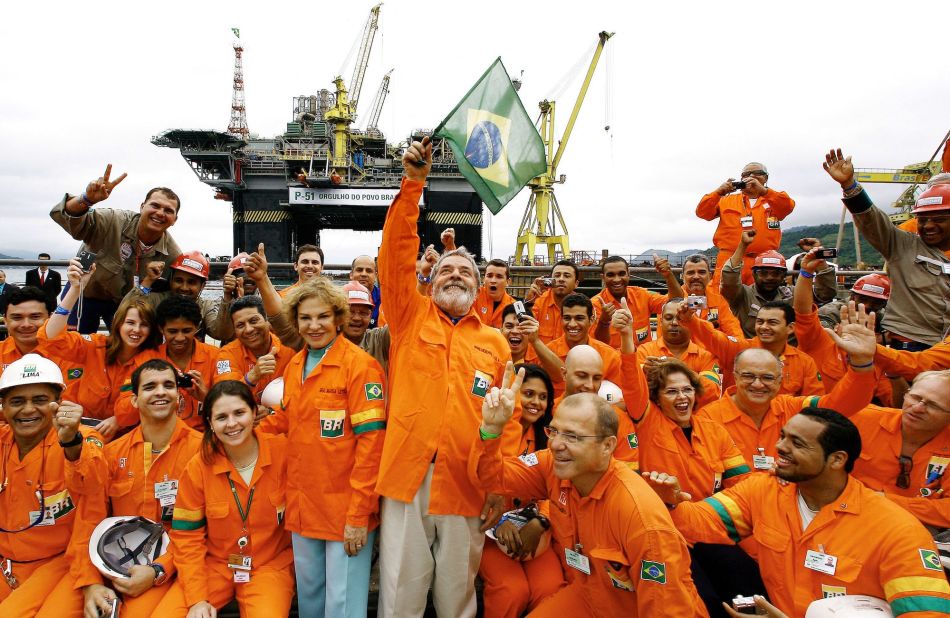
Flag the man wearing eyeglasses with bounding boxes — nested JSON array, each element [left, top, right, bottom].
[[824, 149, 950, 350], [0, 354, 104, 616], [475, 368, 707, 617], [845, 369, 950, 530], [696, 163, 796, 287]]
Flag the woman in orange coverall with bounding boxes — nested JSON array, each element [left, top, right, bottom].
[[156, 380, 294, 618], [478, 363, 566, 618], [260, 277, 386, 618], [39, 259, 162, 440]]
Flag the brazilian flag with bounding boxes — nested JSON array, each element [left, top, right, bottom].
[[434, 58, 547, 214]]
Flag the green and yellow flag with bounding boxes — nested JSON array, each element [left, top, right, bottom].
[[434, 58, 546, 214]]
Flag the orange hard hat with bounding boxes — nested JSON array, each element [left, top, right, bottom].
[[228, 252, 250, 273], [343, 281, 374, 307], [850, 273, 890, 300], [171, 251, 210, 280], [913, 184, 950, 214], [753, 250, 786, 270]]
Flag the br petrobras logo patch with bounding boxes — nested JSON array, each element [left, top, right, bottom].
[[471, 370, 492, 397], [640, 560, 666, 584], [364, 383, 383, 401], [464, 109, 510, 187], [319, 410, 345, 439]]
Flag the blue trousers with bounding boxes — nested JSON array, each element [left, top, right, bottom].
[[292, 530, 376, 618]]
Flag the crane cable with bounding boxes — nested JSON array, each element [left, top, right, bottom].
[[604, 39, 614, 160], [544, 40, 598, 102]]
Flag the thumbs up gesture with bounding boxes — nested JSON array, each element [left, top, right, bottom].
[[244, 243, 269, 282], [248, 346, 279, 385], [611, 297, 633, 334]]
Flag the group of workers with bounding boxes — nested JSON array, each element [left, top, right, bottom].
[[0, 137, 948, 618]]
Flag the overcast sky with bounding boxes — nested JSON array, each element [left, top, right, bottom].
[[2, 0, 948, 263]]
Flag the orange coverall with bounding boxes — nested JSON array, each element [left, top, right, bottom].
[[474, 286, 516, 328], [795, 308, 892, 405], [636, 339, 722, 408], [0, 425, 103, 617], [671, 474, 950, 617], [214, 332, 294, 402], [590, 287, 665, 348], [849, 404, 950, 529], [35, 329, 162, 419], [114, 340, 220, 429], [619, 352, 749, 499], [478, 428, 566, 618], [377, 178, 519, 516], [69, 419, 201, 617], [687, 312, 825, 397], [545, 335, 622, 399], [261, 336, 386, 539], [471, 440, 707, 617], [874, 334, 950, 380], [160, 431, 294, 616], [696, 189, 795, 285], [530, 289, 565, 345], [695, 369, 876, 466]]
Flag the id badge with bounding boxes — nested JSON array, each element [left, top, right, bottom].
[[228, 554, 252, 571], [753, 455, 775, 471], [154, 480, 178, 499], [804, 549, 837, 575], [233, 570, 250, 583], [28, 509, 55, 527], [564, 548, 591, 575], [740, 216, 754, 230]]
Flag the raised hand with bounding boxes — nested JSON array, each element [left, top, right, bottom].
[[653, 253, 671, 275], [823, 148, 855, 188], [403, 136, 432, 181], [83, 164, 127, 205], [739, 230, 756, 246], [611, 297, 633, 333], [50, 400, 82, 444], [66, 258, 95, 287], [244, 243, 269, 283], [798, 247, 827, 275], [440, 228, 457, 252], [481, 361, 525, 435], [249, 346, 279, 384], [717, 178, 738, 196], [825, 300, 876, 368], [142, 261, 166, 288]]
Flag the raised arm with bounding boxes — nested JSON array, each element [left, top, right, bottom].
[[50, 164, 128, 239], [655, 253, 684, 299], [519, 315, 564, 382], [44, 258, 93, 339], [613, 299, 651, 422], [719, 230, 755, 303]]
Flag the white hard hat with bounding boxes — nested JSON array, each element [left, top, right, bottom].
[[599, 380, 624, 405], [261, 377, 285, 408], [485, 508, 551, 561], [805, 595, 893, 617], [89, 516, 170, 580], [0, 353, 65, 395]]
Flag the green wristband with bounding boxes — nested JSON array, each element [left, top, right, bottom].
[[480, 427, 501, 440]]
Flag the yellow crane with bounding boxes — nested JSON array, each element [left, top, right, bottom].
[[514, 31, 613, 264], [323, 3, 382, 178]]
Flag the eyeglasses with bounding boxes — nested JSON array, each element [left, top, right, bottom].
[[661, 387, 696, 398], [735, 372, 778, 386], [916, 214, 950, 225], [904, 392, 950, 415], [896, 455, 913, 490], [4, 395, 53, 410], [543, 426, 608, 444], [740, 170, 768, 178]]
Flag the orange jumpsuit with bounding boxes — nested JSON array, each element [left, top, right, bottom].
[[0, 425, 103, 617], [696, 188, 795, 285], [214, 332, 294, 402], [590, 287, 665, 348], [377, 177, 519, 516], [114, 340, 220, 429], [471, 441, 707, 617], [35, 329, 162, 420], [695, 369, 876, 466], [69, 419, 201, 617], [261, 336, 386, 539], [474, 287, 516, 328], [672, 474, 950, 617], [688, 313, 825, 397], [874, 334, 950, 380], [620, 352, 749, 499], [159, 431, 294, 616], [530, 290, 565, 345], [545, 336, 621, 399], [849, 404, 950, 529], [478, 427, 566, 618], [795, 308, 892, 405], [637, 339, 722, 408]]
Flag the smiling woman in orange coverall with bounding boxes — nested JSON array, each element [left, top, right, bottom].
[[156, 380, 293, 618]]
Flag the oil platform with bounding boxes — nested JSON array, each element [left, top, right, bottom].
[[151, 8, 483, 263]]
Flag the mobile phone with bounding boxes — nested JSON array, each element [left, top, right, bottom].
[[77, 250, 97, 272], [80, 417, 101, 428], [542, 277, 554, 287], [102, 596, 120, 618], [685, 295, 707, 310], [513, 300, 527, 320], [176, 373, 194, 388], [815, 248, 838, 259], [732, 595, 760, 615]]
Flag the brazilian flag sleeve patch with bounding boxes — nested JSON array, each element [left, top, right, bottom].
[[364, 383, 383, 401], [640, 560, 667, 584]]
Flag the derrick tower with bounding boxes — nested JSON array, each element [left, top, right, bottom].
[[227, 28, 249, 139]]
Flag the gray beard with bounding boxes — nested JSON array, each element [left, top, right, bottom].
[[433, 284, 476, 316]]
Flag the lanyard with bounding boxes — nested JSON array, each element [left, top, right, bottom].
[[226, 473, 255, 525]]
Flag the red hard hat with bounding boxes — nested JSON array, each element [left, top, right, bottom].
[[343, 281, 374, 307], [171, 251, 210, 280], [913, 184, 950, 214], [753, 250, 786, 270], [851, 273, 890, 300], [228, 252, 250, 272]]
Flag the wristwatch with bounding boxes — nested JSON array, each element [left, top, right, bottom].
[[150, 563, 168, 586]]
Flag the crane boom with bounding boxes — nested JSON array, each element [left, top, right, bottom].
[[366, 69, 393, 132], [349, 3, 382, 115]]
